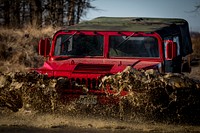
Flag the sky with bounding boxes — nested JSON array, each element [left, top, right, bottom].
[[84, 0, 200, 32]]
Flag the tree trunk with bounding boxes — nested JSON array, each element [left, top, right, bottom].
[[15, 0, 20, 26], [56, 0, 64, 26], [30, 0, 42, 27], [35, 0, 42, 27], [67, 0, 75, 26], [3, 1, 10, 27], [9, 0, 20, 27], [50, 0, 56, 25], [76, 0, 84, 24], [22, 0, 25, 25]]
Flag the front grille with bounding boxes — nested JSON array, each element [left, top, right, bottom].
[[57, 77, 100, 91]]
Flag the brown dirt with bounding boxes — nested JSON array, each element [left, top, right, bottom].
[[186, 60, 200, 80], [1, 110, 200, 133]]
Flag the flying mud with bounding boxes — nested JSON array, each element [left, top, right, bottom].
[[0, 66, 200, 126]]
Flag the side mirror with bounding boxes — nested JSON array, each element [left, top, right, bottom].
[[166, 41, 177, 60], [38, 38, 51, 57]]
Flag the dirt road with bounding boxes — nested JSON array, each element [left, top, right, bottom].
[[1, 125, 199, 133]]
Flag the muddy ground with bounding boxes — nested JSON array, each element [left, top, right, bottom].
[[1, 110, 200, 133]]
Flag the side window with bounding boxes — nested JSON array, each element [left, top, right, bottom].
[[55, 36, 62, 55], [173, 36, 180, 56], [55, 35, 72, 55]]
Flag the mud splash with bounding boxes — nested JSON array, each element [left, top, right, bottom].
[[0, 67, 200, 125]]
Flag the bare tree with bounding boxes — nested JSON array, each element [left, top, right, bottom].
[[56, 0, 64, 26], [194, 4, 200, 12], [67, 0, 75, 26], [0, 0, 96, 27], [76, 0, 84, 24], [13, 0, 21, 27], [29, 0, 43, 27], [67, 0, 96, 26], [2, 0, 11, 26], [6, 0, 21, 27], [189, 3, 200, 13]]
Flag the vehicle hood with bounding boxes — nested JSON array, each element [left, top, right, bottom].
[[34, 58, 161, 77]]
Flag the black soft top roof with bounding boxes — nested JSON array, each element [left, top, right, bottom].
[[66, 17, 192, 56], [67, 17, 187, 32]]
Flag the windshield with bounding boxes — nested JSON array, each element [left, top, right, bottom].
[[109, 36, 159, 57], [54, 34, 104, 56]]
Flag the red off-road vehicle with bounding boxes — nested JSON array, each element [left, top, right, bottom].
[[35, 17, 193, 104]]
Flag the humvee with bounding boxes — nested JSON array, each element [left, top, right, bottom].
[[35, 17, 193, 104]]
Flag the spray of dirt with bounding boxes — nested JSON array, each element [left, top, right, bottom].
[[0, 67, 200, 130]]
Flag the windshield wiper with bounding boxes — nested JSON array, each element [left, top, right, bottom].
[[116, 32, 135, 48], [62, 31, 77, 44]]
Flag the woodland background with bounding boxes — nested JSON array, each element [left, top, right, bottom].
[[0, 0, 95, 27]]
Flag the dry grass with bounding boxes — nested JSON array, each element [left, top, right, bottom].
[[191, 34, 200, 59], [0, 26, 59, 73], [187, 34, 200, 80]]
